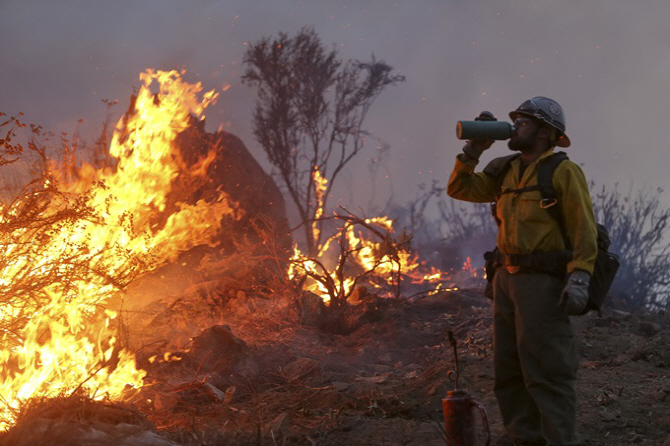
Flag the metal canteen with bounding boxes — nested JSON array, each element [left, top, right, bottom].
[[456, 120, 513, 141]]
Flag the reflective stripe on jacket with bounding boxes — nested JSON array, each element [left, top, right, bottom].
[[447, 149, 597, 274]]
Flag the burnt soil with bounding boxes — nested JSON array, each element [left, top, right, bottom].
[[121, 286, 670, 446], [3, 276, 668, 446]]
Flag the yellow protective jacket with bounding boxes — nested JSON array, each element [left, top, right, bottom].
[[447, 149, 597, 274]]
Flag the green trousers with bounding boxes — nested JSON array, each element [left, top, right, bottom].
[[492, 268, 582, 446]]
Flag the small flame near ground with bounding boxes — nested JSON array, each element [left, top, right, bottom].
[[0, 69, 235, 429], [287, 171, 469, 302]]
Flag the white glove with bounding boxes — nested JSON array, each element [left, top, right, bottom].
[[559, 270, 590, 315]]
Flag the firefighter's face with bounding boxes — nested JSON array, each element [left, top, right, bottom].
[[508, 117, 540, 152]]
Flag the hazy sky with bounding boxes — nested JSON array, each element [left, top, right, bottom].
[[2, 0, 670, 215]]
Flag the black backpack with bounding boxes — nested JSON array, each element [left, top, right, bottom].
[[483, 151, 620, 315]]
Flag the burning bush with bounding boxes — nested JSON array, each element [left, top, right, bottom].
[[288, 211, 413, 305], [0, 63, 458, 438], [0, 69, 237, 428]]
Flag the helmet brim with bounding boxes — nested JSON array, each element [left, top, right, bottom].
[[555, 134, 571, 148]]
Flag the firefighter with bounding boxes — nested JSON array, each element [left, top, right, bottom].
[[447, 97, 597, 446]]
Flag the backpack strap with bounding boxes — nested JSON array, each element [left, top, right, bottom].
[[498, 151, 570, 245], [533, 151, 568, 222], [483, 151, 569, 206], [498, 152, 568, 199], [483, 154, 520, 226], [483, 154, 520, 199], [487, 151, 570, 241], [501, 152, 569, 222]]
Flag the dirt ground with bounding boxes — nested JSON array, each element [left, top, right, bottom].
[[3, 273, 669, 446], [118, 281, 670, 446]]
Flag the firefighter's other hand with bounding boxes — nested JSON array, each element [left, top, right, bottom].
[[462, 111, 497, 159], [559, 270, 590, 315]]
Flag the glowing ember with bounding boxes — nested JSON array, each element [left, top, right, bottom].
[[462, 256, 477, 277], [0, 69, 234, 429]]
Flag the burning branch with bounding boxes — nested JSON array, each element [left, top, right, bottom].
[[289, 209, 413, 306]]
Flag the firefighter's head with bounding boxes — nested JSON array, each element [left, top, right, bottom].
[[509, 96, 571, 149]]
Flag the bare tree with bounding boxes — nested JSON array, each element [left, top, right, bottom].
[[242, 27, 405, 255]]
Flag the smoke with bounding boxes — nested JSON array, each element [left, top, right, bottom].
[[2, 0, 669, 214]]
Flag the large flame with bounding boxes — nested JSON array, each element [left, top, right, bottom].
[[0, 69, 234, 428]]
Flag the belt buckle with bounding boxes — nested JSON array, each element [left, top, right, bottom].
[[504, 255, 520, 274], [506, 265, 520, 274]]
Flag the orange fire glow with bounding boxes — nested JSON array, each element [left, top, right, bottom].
[[0, 69, 235, 428], [289, 207, 458, 302]]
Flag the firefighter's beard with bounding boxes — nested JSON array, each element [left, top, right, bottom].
[[508, 128, 539, 153]]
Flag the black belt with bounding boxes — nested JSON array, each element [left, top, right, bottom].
[[484, 249, 571, 276]]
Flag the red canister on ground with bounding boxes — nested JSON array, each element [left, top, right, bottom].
[[442, 389, 490, 446]]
